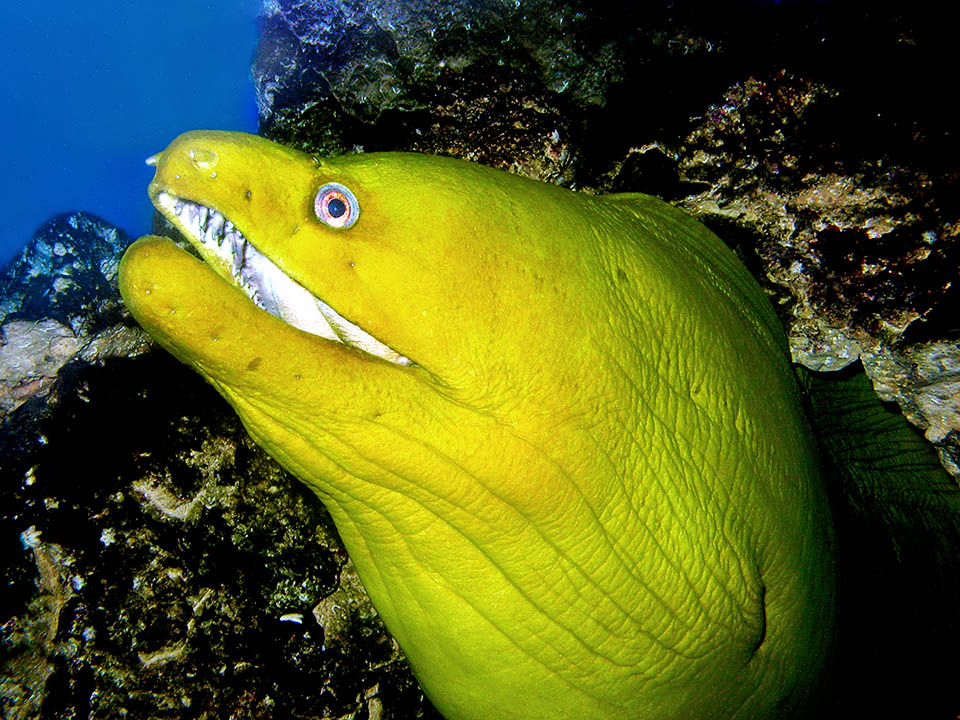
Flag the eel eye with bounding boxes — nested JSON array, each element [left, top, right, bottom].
[[314, 182, 359, 229]]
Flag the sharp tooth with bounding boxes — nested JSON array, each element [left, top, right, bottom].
[[208, 212, 225, 244], [232, 237, 246, 278], [238, 239, 341, 340]]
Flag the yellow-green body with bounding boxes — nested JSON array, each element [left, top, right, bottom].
[[119, 131, 835, 720]]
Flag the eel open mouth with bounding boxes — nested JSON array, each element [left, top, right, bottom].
[[154, 190, 411, 366]]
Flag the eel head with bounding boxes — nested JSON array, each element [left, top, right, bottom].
[[119, 131, 835, 720]]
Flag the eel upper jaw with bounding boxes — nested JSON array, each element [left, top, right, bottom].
[[153, 190, 412, 367]]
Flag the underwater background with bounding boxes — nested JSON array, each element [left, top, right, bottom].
[[0, 0, 260, 267], [2, 2, 959, 717]]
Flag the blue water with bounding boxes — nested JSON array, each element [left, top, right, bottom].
[[0, 1, 261, 268]]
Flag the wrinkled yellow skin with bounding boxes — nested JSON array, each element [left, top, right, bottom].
[[119, 131, 835, 720]]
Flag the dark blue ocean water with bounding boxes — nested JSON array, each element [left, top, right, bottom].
[[0, 1, 261, 267]]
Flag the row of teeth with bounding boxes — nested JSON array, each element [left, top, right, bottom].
[[156, 192, 411, 366]]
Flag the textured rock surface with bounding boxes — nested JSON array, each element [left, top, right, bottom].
[[0, 212, 149, 420], [254, 0, 586, 180], [667, 73, 960, 481]]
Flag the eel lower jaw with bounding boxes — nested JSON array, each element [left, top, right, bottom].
[[153, 191, 412, 367]]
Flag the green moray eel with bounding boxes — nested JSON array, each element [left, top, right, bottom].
[[119, 130, 836, 720]]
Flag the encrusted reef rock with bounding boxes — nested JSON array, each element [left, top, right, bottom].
[[253, 0, 619, 178], [667, 72, 960, 480], [0, 213, 147, 419]]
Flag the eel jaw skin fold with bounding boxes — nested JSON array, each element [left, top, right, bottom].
[[119, 130, 836, 720], [153, 190, 411, 367]]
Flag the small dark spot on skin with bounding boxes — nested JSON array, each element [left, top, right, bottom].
[[294, 374, 301, 380], [247, 357, 263, 371], [245, 190, 252, 199], [348, 262, 355, 269], [617, 267, 628, 282]]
